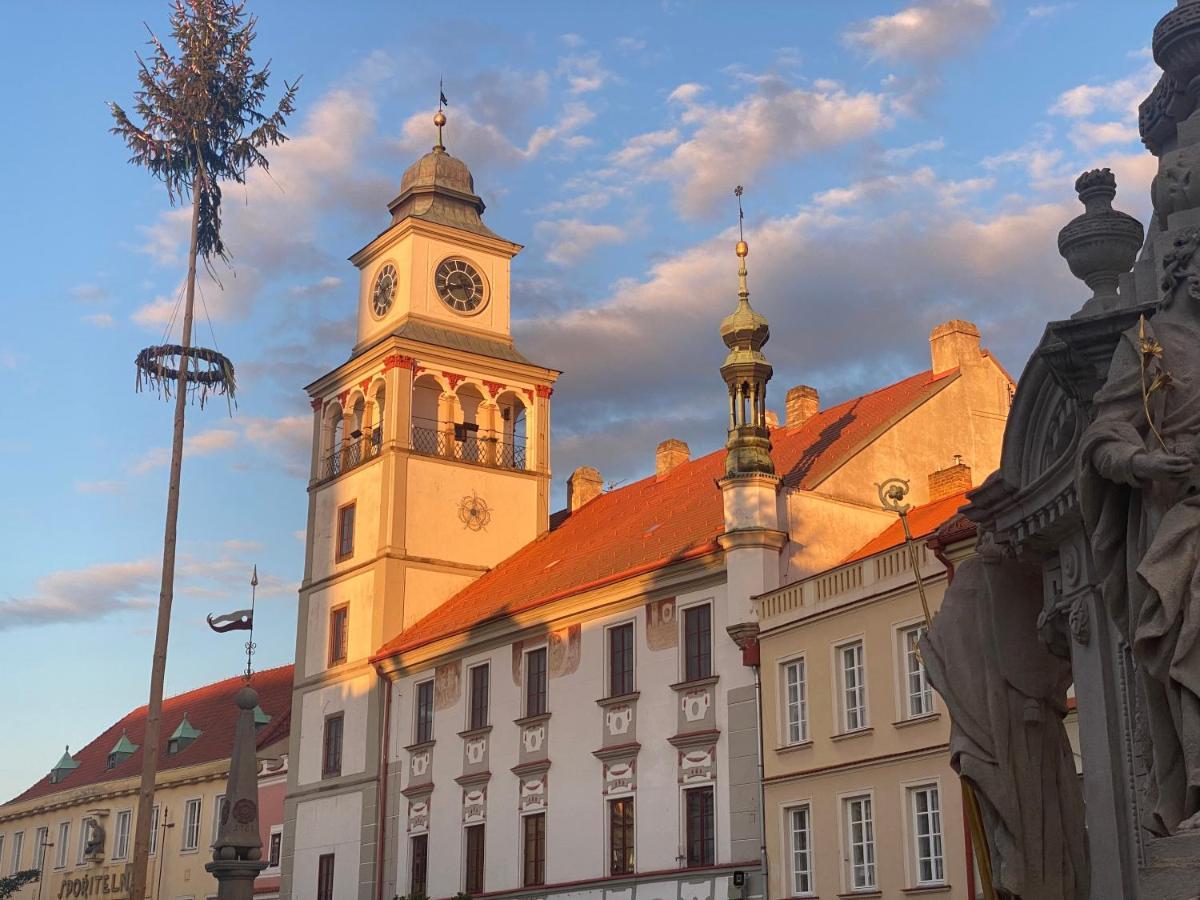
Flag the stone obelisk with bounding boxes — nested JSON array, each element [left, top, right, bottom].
[[204, 684, 267, 899]]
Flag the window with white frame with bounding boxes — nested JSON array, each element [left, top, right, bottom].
[[8, 832, 19, 876], [182, 798, 202, 851], [212, 795, 226, 844], [910, 784, 945, 885], [34, 827, 48, 870], [55, 823, 69, 869], [77, 818, 93, 865], [844, 794, 876, 891], [266, 825, 283, 872], [839, 641, 867, 732], [789, 805, 814, 896], [783, 658, 808, 744], [903, 626, 934, 718], [149, 805, 160, 856], [113, 811, 131, 860], [0, 838, 5, 877]]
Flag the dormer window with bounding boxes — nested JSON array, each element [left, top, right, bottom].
[[106, 731, 138, 770], [49, 746, 80, 784], [167, 714, 202, 755]]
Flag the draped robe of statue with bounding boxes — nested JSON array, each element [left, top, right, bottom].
[[921, 555, 1088, 900], [1079, 293, 1200, 836]]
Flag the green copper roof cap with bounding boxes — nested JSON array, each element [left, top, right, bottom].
[[169, 714, 202, 743], [53, 745, 80, 772], [253, 704, 271, 727], [110, 730, 138, 756]]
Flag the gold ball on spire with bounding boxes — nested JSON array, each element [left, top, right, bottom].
[[434, 110, 447, 128], [735, 240, 749, 258]]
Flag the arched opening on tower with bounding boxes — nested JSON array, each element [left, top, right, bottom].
[[455, 383, 486, 463], [495, 390, 529, 470], [411, 373, 443, 455]]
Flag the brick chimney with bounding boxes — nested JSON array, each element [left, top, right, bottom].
[[567, 466, 604, 511], [785, 385, 820, 428], [928, 457, 973, 501], [929, 320, 982, 376], [656, 439, 690, 478]]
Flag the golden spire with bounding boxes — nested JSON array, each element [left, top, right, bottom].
[[433, 78, 448, 152], [735, 185, 749, 299]]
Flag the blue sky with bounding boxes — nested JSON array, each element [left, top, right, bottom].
[[0, 0, 1165, 800]]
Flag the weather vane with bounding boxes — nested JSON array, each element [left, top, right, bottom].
[[734, 185, 745, 242], [434, 79, 449, 150], [206, 565, 259, 680]]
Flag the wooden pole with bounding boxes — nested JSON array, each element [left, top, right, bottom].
[[128, 179, 202, 900]]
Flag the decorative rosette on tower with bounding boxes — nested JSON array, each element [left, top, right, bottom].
[[720, 191, 775, 477], [1057, 168, 1144, 316]]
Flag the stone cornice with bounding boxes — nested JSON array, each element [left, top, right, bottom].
[[717, 529, 788, 551], [667, 729, 722, 750], [511, 759, 551, 778], [591, 742, 641, 762], [348, 216, 523, 269]]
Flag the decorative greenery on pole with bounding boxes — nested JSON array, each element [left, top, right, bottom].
[[109, 3, 297, 898]]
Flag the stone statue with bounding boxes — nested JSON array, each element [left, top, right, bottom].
[[83, 817, 106, 858], [1079, 226, 1200, 836], [921, 553, 1089, 900]]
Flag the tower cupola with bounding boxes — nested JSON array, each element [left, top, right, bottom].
[[720, 188, 775, 477]]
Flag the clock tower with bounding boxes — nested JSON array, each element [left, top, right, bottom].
[[282, 111, 559, 900]]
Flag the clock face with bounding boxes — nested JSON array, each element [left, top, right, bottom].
[[435, 258, 486, 313], [372, 263, 397, 317]]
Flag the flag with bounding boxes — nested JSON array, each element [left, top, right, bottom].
[[207, 609, 253, 633], [439, 78, 449, 108]]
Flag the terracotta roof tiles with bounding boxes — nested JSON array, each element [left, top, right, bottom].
[[841, 489, 972, 564], [5, 664, 293, 807], [375, 368, 959, 660]]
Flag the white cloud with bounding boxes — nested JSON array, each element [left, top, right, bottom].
[[616, 36, 646, 53], [82, 313, 114, 328], [559, 53, 612, 94], [1070, 120, 1140, 149], [536, 219, 628, 266], [883, 138, 946, 163], [291, 275, 343, 297], [240, 414, 312, 478], [71, 283, 109, 301], [844, 0, 996, 63], [74, 480, 124, 494], [132, 428, 238, 474], [1027, 3, 1074, 19], [0, 560, 157, 630], [645, 76, 889, 218], [1051, 63, 1158, 120], [609, 129, 680, 168]]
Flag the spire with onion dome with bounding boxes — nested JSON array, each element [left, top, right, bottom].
[[720, 186, 775, 477]]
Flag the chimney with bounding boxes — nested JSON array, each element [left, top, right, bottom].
[[656, 439, 690, 478], [764, 410, 780, 430], [928, 457, 973, 501], [567, 466, 604, 511], [929, 320, 982, 376], [785, 385, 820, 428]]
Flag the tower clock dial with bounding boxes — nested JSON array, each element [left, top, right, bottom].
[[372, 263, 397, 317], [435, 258, 486, 313]]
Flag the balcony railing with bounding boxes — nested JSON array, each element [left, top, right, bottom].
[[411, 425, 527, 471], [318, 426, 382, 481]]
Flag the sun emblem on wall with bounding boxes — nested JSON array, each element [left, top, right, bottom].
[[458, 491, 492, 531]]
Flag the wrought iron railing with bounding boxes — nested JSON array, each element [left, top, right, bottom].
[[318, 426, 382, 481], [410, 425, 527, 471]]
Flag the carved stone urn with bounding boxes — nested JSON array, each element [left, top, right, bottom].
[[1155, 0, 1200, 100], [1057, 168, 1144, 316]]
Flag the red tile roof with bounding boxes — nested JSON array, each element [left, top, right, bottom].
[[5, 664, 293, 807], [375, 369, 959, 660], [841, 489, 972, 564]]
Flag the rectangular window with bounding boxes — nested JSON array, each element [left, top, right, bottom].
[[77, 818, 93, 864], [904, 627, 934, 718], [468, 664, 490, 731], [840, 641, 867, 732], [522, 813, 546, 887], [212, 795, 225, 844], [784, 658, 808, 744], [268, 829, 282, 869], [149, 805, 160, 856], [415, 681, 434, 743], [911, 785, 945, 885], [684, 604, 712, 681], [317, 852, 335, 900], [34, 827, 48, 871], [10, 832, 21, 875], [525, 648, 548, 717], [328, 605, 349, 666], [410, 834, 428, 896], [790, 805, 814, 896], [114, 811, 131, 860], [609, 796, 635, 875], [0, 838, 5, 877], [845, 795, 876, 891], [336, 502, 356, 562], [685, 786, 715, 868], [465, 823, 485, 894], [323, 713, 344, 778], [608, 623, 635, 697], [55, 823, 69, 869], [182, 799, 202, 851]]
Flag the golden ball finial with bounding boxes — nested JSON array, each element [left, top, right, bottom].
[[433, 110, 447, 128], [735, 240, 749, 258]]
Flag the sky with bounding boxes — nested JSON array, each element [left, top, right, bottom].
[[0, 0, 1168, 801]]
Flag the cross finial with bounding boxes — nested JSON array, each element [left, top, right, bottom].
[[434, 78, 448, 152]]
